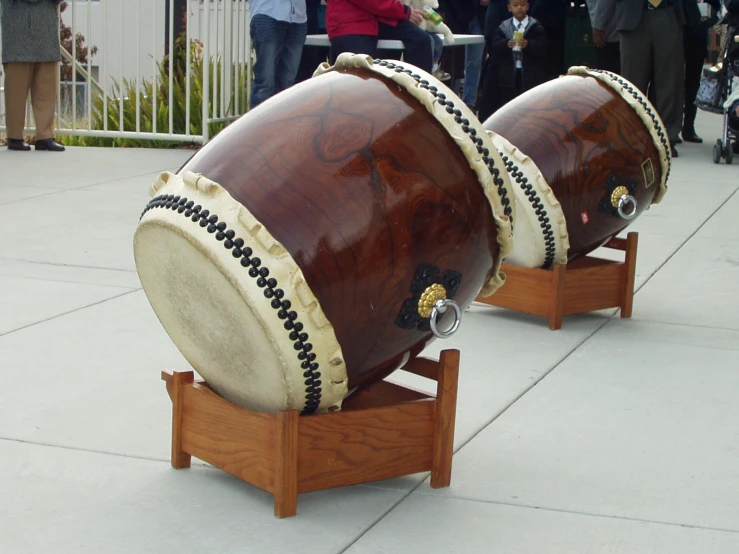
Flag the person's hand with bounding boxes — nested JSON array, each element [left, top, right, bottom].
[[593, 29, 607, 48], [480, 0, 490, 5], [519, 38, 528, 49], [508, 39, 516, 48], [409, 8, 425, 25]]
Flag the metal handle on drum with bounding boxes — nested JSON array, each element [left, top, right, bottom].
[[429, 299, 462, 338], [617, 194, 637, 220]]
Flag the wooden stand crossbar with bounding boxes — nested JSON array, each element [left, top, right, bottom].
[[475, 232, 638, 330], [161, 349, 460, 518]]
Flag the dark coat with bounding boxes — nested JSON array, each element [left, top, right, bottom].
[[437, 0, 478, 33], [484, 0, 510, 42], [0, 0, 61, 64], [488, 16, 548, 90]]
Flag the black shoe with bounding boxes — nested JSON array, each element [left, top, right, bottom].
[[7, 138, 31, 151], [35, 138, 66, 152], [674, 135, 683, 144], [681, 129, 703, 143], [671, 144, 679, 158]]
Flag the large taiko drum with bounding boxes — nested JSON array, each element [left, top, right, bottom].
[[134, 54, 513, 415], [482, 67, 670, 269]]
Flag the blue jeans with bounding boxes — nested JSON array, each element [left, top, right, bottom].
[[250, 15, 307, 109], [431, 32, 443, 63], [462, 18, 484, 109]]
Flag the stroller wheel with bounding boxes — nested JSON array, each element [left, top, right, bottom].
[[726, 145, 734, 165], [713, 143, 722, 164]]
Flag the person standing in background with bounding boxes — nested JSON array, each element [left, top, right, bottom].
[[529, 0, 567, 80], [680, 0, 721, 143], [479, 0, 548, 120], [598, 0, 685, 157], [461, 0, 489, 112], [587, 0, 621, 74], [249, 0, 307, 109], [295, 0, 322, 84], [1, 0, 65, 152]]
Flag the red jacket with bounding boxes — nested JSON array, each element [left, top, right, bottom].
[[326, 0, 411, 38]]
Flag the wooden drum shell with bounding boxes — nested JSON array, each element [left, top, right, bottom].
[[176, 64, 504, 393], [483, 71, 669, 264]]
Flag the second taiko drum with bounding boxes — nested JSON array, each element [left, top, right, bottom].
[[482, 67, 670, 269]]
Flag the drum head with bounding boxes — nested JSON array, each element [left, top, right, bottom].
[[134, 171, 349, 414]]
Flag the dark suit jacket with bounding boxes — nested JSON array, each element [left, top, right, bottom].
[[600, 0, 686, 32]]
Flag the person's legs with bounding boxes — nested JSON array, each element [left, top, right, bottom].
[[275, 22, 308, 94], [682, 32, 707, 141], [3, 62, 33, 141], [378, 21, 433, 73], [329, 35, 378, 64], [431, 32, 443, 67], [250, 14, 285, 109], [619, 19, 652, 98], [596, 41, 621, 74], [651, 9, 684, 145], [30, 61, 58, 140], [295, 0, 322, 83], [462, 17, 485, 109]]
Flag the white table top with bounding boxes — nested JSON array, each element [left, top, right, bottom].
[[304, 34, 484, 49]]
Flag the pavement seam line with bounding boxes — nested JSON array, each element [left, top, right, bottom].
[[0, 256, 138, 274], [340, 185, 739, 550], [410, 493, 739, 535], [0, 289, 141, 338]]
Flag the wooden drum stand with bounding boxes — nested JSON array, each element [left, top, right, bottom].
[[475, 232, 638, 330], [161, 349, 460, 518]]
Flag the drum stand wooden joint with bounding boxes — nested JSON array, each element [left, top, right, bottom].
[[161, 349, 460, 518], [476, 232, 638, 330]]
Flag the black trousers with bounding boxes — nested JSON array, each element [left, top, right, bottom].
[[595, 42, 621, 75], [329, 21, 433, 73], [683, 31, 708, 132], [295, 0, 323, 83], [478, 67, 522, 123]]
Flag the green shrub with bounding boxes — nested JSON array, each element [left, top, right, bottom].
[[61, 36, 249, 148]]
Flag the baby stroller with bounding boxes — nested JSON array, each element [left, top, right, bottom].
[[707, 32, 739, 164], [697, 1, 739, 163]]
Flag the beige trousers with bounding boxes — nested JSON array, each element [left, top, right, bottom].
[[3, 61, 59, 140]]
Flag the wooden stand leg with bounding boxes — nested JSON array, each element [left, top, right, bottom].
[[548, 264, 566, 331], [274, 410, 299, 518], [620, 232, 638, 319], [169, 370, 194, 469], [430, 349, 460, 489]]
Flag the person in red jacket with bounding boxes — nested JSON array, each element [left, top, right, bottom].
[[326, 0, 433, 73]]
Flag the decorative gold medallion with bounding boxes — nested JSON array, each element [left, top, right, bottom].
[[417, 283, 447, 318], [610, 185, 629, 208], [641, 158, 655, 188]]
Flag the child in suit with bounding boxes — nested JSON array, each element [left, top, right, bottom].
[[478, 0, 547, 121]]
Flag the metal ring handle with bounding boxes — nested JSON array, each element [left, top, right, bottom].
[[429, 298, 462, 338], [617, 194, 637, 220]]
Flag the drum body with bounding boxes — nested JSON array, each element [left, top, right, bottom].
[[134, 54, 513, 415], [482, 68, 670, 268]]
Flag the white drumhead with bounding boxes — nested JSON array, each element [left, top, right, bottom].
[[134, 171, 348, 414], [486, 131, 570, 269]]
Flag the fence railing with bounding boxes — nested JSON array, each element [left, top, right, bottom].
[[0, 0, 252, 145]]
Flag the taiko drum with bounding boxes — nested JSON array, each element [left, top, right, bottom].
[[133, 54, 513, 415]]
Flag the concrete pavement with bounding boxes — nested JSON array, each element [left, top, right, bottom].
[[1, 110, 737, 553]]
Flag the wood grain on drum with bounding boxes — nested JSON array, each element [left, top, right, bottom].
[[179, 69, 499, 390], [483, 75, 662, 261]]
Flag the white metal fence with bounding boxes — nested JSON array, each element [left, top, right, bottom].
[[0, 0, 252, 144]]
